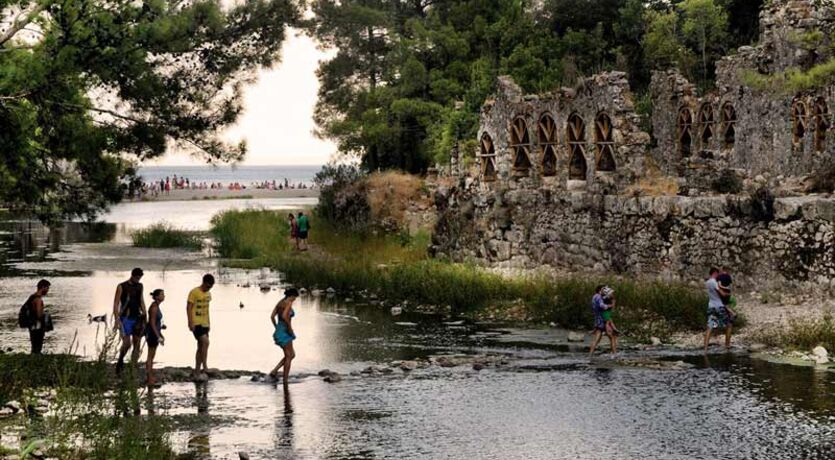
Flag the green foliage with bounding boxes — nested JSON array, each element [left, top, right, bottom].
[[679, 0, 729, 82], [744, 57, 835, 93], [0, 0, 299, 223], [753, 313, 835, 352], [210, 209, 290, 259], [711, 169, 743, 194], [130, 223, 203, 250], [313, 164, 371, 230]]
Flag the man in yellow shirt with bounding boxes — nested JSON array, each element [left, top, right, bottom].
[[187, 274, 215, 380]]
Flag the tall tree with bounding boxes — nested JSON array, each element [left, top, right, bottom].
[[679, 0, 729, 83], [0, 0, 299, 222]]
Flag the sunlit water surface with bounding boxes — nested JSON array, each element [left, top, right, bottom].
[[0, 198, 834, 459]]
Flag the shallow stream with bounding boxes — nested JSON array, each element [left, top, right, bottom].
[[1, 198, 834, 459]]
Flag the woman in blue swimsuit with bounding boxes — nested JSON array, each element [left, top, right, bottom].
[[270, 288, 299, 385]]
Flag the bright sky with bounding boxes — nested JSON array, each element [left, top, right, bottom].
[[149, 29, 336, 166]]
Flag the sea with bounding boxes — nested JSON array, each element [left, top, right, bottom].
[[137, 164, 322, 186]]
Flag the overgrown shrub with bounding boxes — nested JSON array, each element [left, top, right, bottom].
[[752, 313, 835, 351], [806, 160, 835, 193], [130, 223, 202, 250], [314, 164, 371, 231], [750, 186, 775, 222], [711, 169, 743, 194]]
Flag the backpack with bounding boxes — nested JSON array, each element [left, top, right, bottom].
[[18, 301, 33, 329]]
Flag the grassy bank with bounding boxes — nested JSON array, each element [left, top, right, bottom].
[[211, 209, 711, 339], [131, 223, 203, 250], [752, 313, 835, 351], [0, 344, 176, 459]]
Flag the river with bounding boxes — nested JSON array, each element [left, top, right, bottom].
[[1, 198, 834, 459]]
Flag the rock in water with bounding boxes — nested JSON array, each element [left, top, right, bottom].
[[399, 361, 418, 372], [5, 400, 21, 413], [812, 346, 828, 359], [748, 343, 768, 353], [650, 337, 662, 346], [472, 362, 486, 371], [318, 369, 334, 377], [390, 306, 403, 316], [567, 331, 585, 342], [324, 373, 342, 383], [239, 452, 251, 460]]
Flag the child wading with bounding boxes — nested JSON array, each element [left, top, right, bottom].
[[145, 289, 165, 387], [270, 288, 299, 387]]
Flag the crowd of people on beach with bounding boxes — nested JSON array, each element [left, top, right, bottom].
[[131, 175, 313, 199]]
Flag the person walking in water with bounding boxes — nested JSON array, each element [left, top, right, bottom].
[[589, 285, 617, 356], [113, 268, 147, 374], [22, 279, 51, 354], [288, 213, 299, 250], [270, 288, 299, 386], [188, 274, 215, 380], [704, 267, 733, 353], [145, 289, 166, 387], [296, 212, 310, 251]]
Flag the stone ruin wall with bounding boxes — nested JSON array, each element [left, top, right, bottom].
[[432, 0, 835, 288], [652, 0, 835, 192]]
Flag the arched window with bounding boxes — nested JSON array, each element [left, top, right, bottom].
[[720, 102, 737, 149], [566, 113, 587, 180], [594, 112, 616, 172], [509, 117, 532, 174], [791, 98, 808, 146], [479, 133, 497, 181], [813, 97, 829, 152], [538, 113, 558, 177], [677, 107, 693, 157], [698, 103, 714, 149]]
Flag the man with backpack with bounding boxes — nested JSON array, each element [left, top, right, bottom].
[[19, 279, 51, 354]]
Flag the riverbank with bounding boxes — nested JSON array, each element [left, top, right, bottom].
[[129, 188, 318, 202]]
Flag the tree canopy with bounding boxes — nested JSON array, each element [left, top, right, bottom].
[[307, 0, 763, 173], [0, 0, 298, 222]]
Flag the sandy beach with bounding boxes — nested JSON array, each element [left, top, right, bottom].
[[130, 187, 319, 202]]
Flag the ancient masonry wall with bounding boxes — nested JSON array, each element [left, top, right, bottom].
[[432, 185, 835, 287]]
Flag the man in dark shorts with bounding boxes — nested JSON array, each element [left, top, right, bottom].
[[188, 274, 215, 380], [113, 268, 147, 374], [24, 279, 51, 354]]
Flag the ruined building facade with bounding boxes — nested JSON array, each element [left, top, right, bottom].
[[433, 0, 835, 287]]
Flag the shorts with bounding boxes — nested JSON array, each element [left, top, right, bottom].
[[601, 310, 613, 322], [192, 325, 210, 340], [120, 317, 145, 337], [298, 230, 308, 240], [146, 332, 160, 347], [707, 306, 731, 329]]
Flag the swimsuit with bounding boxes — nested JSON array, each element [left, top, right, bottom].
[[273, 308, 296, 346]]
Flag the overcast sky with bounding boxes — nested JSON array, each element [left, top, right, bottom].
[[149, 30, 335, 166]]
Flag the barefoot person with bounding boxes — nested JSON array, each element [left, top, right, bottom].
[[589, 285, 617, 356], [188, 274, 215, 380], [22, 279, 51, 354], [145, 289, 166, 386], [270, 288, 299, 386], [704, 267, 733, 353], [113, 268, 146, 374]]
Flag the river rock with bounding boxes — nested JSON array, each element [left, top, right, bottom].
[[0, 407, 13, 417], [812, 346, 828, 359], [567, 331, 585, 342], [323, 373, 342, 383], [5, 400, 21, 413], [400, 361, 418, 372], [326, 287, 336, 295], [318, 369, 334, 377], [239, 452, 251, 460], [748, 343, 768, 352], [390, 306, 403, 316], [650, 337, 662, 346], [472, 362, 486, 371]]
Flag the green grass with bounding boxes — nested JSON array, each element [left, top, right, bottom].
[[752, 313, 835, 352], [131, 223, 203, 250], [211, 210, 711, 340]]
